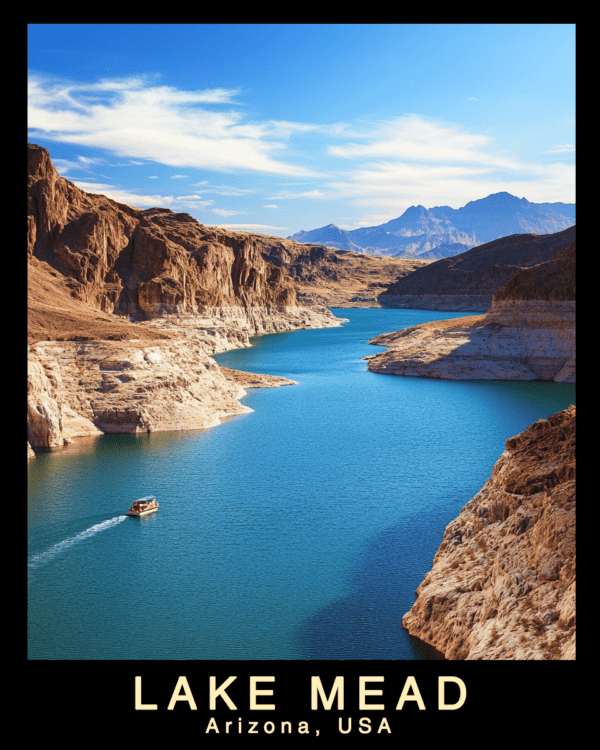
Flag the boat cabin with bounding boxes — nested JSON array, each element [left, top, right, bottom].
[[127, 495, 159, 516]]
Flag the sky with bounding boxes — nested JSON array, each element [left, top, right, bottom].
[[28, 24, 575, 239]]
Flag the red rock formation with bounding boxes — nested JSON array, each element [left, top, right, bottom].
[[27, 143, 345, 455], [28, 143, 299, 319]]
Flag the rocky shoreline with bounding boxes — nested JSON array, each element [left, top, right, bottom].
[[27, 142, 346, 455], [27, 306, 343, 455], [367, 241, 575, 383], [402, 406, 576, 660]]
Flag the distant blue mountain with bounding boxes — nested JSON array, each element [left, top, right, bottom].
[[289, 192, 575, 259]]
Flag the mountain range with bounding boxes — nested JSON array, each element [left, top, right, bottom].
[[289, 192, 576, 259]]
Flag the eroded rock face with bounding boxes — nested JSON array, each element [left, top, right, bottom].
[[402, 406, 576, 660], [27, 143, 345, 453], [367, 241, 576, 382], [27, 354, 71, 448], [28, 143, 303, 319], [27, 339, 253, 448]]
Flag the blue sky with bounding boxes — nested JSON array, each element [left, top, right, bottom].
[[28, 24, 575, 238]]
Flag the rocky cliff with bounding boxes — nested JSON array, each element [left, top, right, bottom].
[[402, 406, 576, 660], [378, 226, 576, 311], [28, 143, 335, 327], [367, 240, 575, 382], [27, 143, 346, 454], [27, 339, 252, 448]]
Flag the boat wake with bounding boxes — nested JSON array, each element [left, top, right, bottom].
[[28, 516, 128, 570]]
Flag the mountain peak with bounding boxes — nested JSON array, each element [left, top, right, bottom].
[[290, 191, 575, 257]]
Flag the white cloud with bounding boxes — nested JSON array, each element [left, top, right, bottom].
[[263, 204, 278, 209], [192, 183, 257, 196], [31, 75, 574, 225], [269, 189, 328, 200], [71, 180, 214, 210], [327, 114, 518, 170], [171, 174, 188, 179], [320, 114, 574, 220], [28, 73, 320, 177], [543, 144, 575, 154], [327, 159, 575, 217], [212, 208, 247, 217]]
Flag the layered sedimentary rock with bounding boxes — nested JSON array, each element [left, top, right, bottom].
[[378, 226, 575, 310], [28, 143, 341, 332], [367, 241, 575, 382], [220, 367, 297, 389], [402, 406, 576, 660], [27, 339, 253, 449], [27, 143, 346, 454]]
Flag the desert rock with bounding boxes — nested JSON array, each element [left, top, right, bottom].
[[27, 143, 347, 453], [402, 406, 576, 660], [367, 241, 575, 382]]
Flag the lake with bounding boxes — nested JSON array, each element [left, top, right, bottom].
[[27, 308, 575, 659]]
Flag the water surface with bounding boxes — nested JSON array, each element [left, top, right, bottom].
[[28, 308, 575, 659]]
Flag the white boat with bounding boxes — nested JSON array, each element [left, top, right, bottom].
[[127, 496, 159, 517]]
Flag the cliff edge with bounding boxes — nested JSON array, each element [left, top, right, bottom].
[[27, 143, 344, 454], [402, 406, 576, 660], [367, 240, 575, 382], [378, 226, 575, 311]]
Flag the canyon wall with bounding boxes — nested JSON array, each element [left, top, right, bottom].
[[27, 143, 344, 453], [402, 406, 576, 660], [367, 241, 575, 382], [28, 143, 340, 329]]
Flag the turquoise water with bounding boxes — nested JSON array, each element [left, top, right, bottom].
[[27, 308, 575, 660]]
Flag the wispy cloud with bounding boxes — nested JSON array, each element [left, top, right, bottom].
[[28, 73, 319, 177], [30, 74, 574, 228], [212, 208, 248, 217], [323, 115, 574, 215], [72, 180, 214, 210], [327, 160, 575, 216], [543, 144, 575, 154], [191, 183, 258, 196], [269, 189, 328, 200], [327, 115, 518, 169]]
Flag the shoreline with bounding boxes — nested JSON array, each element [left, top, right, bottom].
[[27, 306, 346, 458]]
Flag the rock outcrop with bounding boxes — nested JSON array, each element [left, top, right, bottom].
[[27, 143, 348, 455], [402, 406, 576, 660], [367, 241, 575, 382], [28, 143, 342, 329], [27, 339, 252, 449], [259, 240, 429, 306], [378, 226, 575, 310]]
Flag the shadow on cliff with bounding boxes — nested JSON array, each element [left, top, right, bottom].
[[296, 509, 449, 660]]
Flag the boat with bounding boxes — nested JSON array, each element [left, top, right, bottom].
[[127, 495, 159, 517]]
